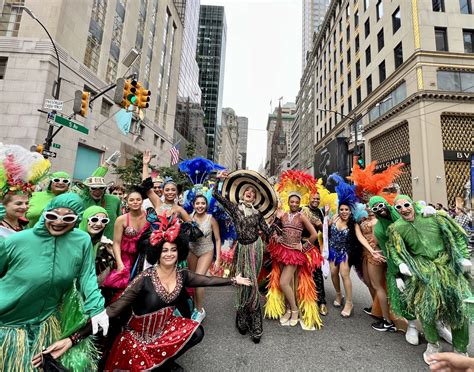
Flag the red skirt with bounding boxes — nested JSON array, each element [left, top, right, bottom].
[[268, 239, 322, 272], [105, 307, 200, 371]]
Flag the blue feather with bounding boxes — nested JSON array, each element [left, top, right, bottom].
[[178, 157, 225, 186], [328, 173, 359, 209]]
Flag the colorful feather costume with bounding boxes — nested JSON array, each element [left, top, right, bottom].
[[265, 170, 323, 330]]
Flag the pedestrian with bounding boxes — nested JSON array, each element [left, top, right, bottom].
[[109, 184, 128, 214], [33, 219, 251, 371], [454, 207, 471, 233]]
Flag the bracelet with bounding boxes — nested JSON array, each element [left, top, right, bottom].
[[230, 277, 237, 286], [69, 332, 83, 346]]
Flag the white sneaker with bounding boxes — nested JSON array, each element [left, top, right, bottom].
[[405, 323, 419, 345], [435, 321, 452, 345], [423, 342, 442, 365], [194, 308, 206, 323]]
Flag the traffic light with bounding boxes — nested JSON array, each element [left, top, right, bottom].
[[136, 86, 151, 109], [31, 144, 44, 154], [356, 144, 365, 168], [73, 90, 90, 117], [114, 78, 139, 108]]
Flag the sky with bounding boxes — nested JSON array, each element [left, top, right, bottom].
[[201, 0, 302, 171]]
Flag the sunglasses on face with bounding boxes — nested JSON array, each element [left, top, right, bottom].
[[52, 178, 70, 184], [90, 186, 106, 191], [44, 211, 78, 223], [88, 216, 110, 225], [395, 202, 412, 211], [371, 203, 385, 213]]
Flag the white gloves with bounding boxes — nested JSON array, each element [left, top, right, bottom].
[[460, 258, 472, 273], [399, 263, 412, 276], [396, 278, 406, 292], [91, 309, 109, 336], [422, 205, 436, 217], [105, 151, 121, 166]]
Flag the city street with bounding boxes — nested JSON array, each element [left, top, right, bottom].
[[181, 271, 473, 371]]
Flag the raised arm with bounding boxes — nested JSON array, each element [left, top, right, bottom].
[[142, 150, 162, 209], [212, 183, 238, 217], [177, 206, 192, 222]]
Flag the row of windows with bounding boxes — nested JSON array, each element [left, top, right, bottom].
[[432, 0, 473, 14], [435, 28, 474, 53]]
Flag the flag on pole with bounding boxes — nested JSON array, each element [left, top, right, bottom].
[[170, 142, 180, 165]]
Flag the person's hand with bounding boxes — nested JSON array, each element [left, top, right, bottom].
[[234, 273, 252, 286], [143, 150, 152, 165], [396, 278, 406, 292], [427, 352, 474, 371], [371, 250, 386, 263], [105, 151, 121, 167], [423, 205, 437, 217], [275, 209, 284, 219], [31, 338, 73, 368], [324, 204, 330, 215], [216, 170, 229, 179], [399, 263, 412, 276], [459, 258, 472, 273], [91, 309, 109, 336], [214, 257, 221, 271]]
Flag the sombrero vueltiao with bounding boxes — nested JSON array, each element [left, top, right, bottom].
[[220, 170, 277, 219]]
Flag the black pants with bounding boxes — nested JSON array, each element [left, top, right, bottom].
[[313, 267, 326, 305]]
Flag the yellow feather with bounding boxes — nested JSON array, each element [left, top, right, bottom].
[[28, 159, 51, 185]]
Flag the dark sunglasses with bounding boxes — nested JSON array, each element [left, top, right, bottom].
[[371, 203, 385, 213], [52, 178, 70, 184], [88, 216, 110, 225], [395, 202, 412, 211], [90, 186, 107, 191], [44, 211, 78, 223]]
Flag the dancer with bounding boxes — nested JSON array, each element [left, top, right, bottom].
[[387, 195, 471, 363], [188, 194, 222, 322], [266, 170, 322, 330], [0, 193, 107, 371], [213, 169, 277, 343], [34, 218, 251, 371]]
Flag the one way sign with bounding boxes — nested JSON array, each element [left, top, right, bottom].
[[42, 150, 57, 158]]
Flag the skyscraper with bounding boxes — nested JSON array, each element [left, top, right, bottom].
[[302, 0, 330, 71], [197, 5, 227, 161], [237, 116, 248, 169]]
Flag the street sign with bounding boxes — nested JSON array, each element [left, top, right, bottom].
[[47, 112, 56, 125], [52, 143, 61, 149], [54, 115, 89, 134], [42, 150, 57, 158], [44, 99, 64, 111]]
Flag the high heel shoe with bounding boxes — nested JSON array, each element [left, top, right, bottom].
[[279, 309, 291, 325], [341, 302, 353, 318], [333, 293, 344, 308], [289, 310, 299, 326]]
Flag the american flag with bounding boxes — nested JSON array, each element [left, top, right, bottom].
[[170, 143, 180, 165]]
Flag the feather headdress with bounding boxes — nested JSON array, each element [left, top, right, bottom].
[[178, 157, 225, 186], [327, 173, 359, 210], [316, 178, 338, 215], [0, 144, 51, 198], [277, 170, 318, 211], [347, 159, 404, 204]]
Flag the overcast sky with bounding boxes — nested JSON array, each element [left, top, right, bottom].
[[201, 0, 302, 170]]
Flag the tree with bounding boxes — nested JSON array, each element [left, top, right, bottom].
[[186, 142, 196, 158], [157, 165, 192, 191]]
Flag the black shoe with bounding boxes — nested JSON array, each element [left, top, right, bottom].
[[363, 307, 372, 316], [251, 336, 261, 344], [372, 318, 396, 332]]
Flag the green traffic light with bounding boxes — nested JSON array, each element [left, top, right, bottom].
[[127, 93, 137, 104]]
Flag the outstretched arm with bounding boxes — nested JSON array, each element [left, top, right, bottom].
[[184, 270, 250, 287]]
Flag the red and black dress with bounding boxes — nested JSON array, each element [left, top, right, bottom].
[[74, 267, 233, 371]]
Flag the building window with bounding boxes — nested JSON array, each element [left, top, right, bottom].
[[346, 25, 350, 41], [365, 19, 370, 38], [346, 4, 350, 17], [160, 139, 165, 150], [356, 60, 361, 78], [347, 48, 351, 63], [432, 0, 445, 11], [367, 74, 373, 94], [365, 46, 371, 66], [100, 99, 112, 117], [376, 0, 383, 20], [392, 7, 401, 34], [154, 134, 159, 146], [460, 0, 473, 13], [348, 96, 353, 113], [394, 42, 403, 68], [369, 82, 407, 121], [435, 27, 448, 51], [340, 82, 344, 98], [364, 0, 370, 11], [355, 35, 360, 52], [340, 60, 343, 73], [379, 60, 386, 83], [0, 1, 24, 37], [348, 72, 352, 88], [0, 57, 7, 79], [437, 70, 474, 92], [339, 18, 342, 33], [463, 29, 474, 53], [354, 9, 359, 27], [84, 0, 108, 73], [339, 39, 343, 54], [356, 86, 362, 104], [377, 29, 384, 51]]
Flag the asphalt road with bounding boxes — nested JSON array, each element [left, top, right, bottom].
[[179, 271, 473, 372]]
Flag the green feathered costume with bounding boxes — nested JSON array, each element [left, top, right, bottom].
[[386, 195, 471, 352], [59, 206, 109, 371]]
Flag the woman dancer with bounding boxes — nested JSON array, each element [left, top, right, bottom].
[[0, 193, 29, 235], [34, 218, 251, 371], [103, 189, 150, 291], [188, 194, 222, 322], [213, 170, 275, 343]]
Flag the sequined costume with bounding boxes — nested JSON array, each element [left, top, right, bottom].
[[189, 214, 214, 257], [328, 224, 350, 265], [265, 212, 323, 329], [359, 220, 384, 266], [213, 187, 269, 341], [74, 268, 233, 370]]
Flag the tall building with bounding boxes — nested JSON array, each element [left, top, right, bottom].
[[302, 0, 330, 71], [217, 107, 239, 170], [297, 0, 474, 205], [197, 5, 227, 161], [237, 116, 248, 169], [0, 0, 184, 180]]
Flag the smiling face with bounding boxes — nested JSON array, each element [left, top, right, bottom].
[[243, 186, 257, 204], [111, 189, 124, 200], [309, 193, 320, 209], [160, 242, 178, 267], [50, 178, 70, 195], [395, 198, 415, 222], [3, 194, 29, 220], [373, 202, 390, 219], [153, 182, 163, 197], [127, 191, 143, 211], [288, 195, 301, 213], [89, 186, 106, 201], [86, 212, 108, 236], [338, 204, 351, 220], [44, 207, 77, 236], [163, 183, 177, 202], [193, 195, 208, 214]]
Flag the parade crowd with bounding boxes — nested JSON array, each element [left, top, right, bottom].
[[0, 143, 472, 372]]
